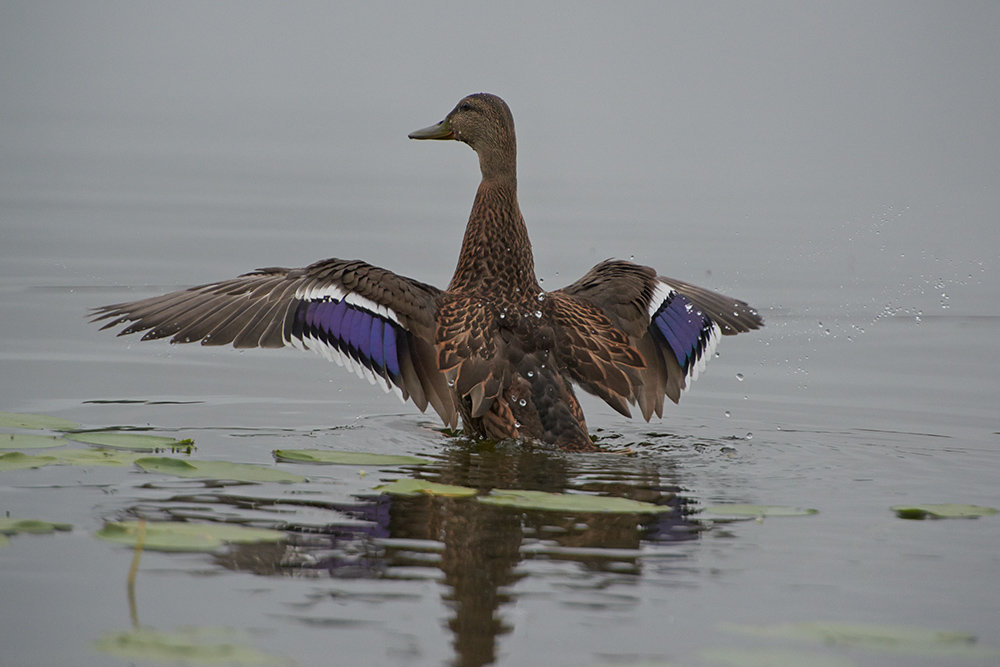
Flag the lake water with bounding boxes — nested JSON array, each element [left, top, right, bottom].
[[2, 5, 999, 664], [1, 108, 997, 667]]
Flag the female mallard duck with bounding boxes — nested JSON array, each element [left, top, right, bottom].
[[94, 93, 762, 451]]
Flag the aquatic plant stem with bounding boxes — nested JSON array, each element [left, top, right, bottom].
[[127, 518, 146, 628]]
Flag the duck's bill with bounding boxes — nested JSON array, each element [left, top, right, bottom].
[[408, 119, 455, 140]]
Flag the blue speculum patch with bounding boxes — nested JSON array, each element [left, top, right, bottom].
[[294, 298, 401, 379], [651, 293, 711, 370]]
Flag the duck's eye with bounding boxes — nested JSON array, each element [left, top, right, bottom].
[[459, 102, 473, 112]]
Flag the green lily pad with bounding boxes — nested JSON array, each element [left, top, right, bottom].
[[0, 433, 66, 449], [94, 627, 293, 665], [720, 621, 1000, 659], [374, 478, 478, 497], [135, 457, 306, 484], [700, 647, 857, 667], [0, 449, 174, 469], [478, 488, 671, 514], [66, 431, 193, 452], [96, 520, 286, 552], [891, 504, 998, 520], [0, 451, 59, 471], [54, 448, 147, 467], [0, 518, 73, 535], [0, 411, 79, 431], [274, 448, 429, 466], [701, 504, 818, 519]]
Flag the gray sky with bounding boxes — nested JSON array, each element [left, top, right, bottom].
[[3, 2, 997, 194], [1, 1, 997, 315]]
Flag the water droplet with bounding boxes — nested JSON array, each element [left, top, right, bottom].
[[537, 293, 545, 302], [736, 373, 744, 382], [534, 310, 542, 318], [526, 370, 534, 378], [745, 432, 753, 440], [724, 410, 731, 418], [518, 399, 527, 407]]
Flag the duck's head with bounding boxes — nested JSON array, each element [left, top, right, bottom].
[[409, 93, 516, 179]]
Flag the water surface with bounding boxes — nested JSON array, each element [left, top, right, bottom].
[[2, 4, 999, 666]]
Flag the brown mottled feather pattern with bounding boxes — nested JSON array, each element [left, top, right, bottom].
[[92, 93, 762, 451]]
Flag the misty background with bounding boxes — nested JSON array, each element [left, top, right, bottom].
[[2, 2, 996, 307], [2, 4, 999, 666]]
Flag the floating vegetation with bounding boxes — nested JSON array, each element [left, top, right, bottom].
[[700, 504, 819, 520], [0, 449, 172, 470], [0, 411, 79, 431], [94, 627, 294, 665], [479, 488, 671, 514], [66, 431, 194, 452], [96, 521, 286, 553], [0, 433, 66, 449], [373, 478, 477, 497], [274, 448, 429, 466], [891, 504, 998, 520], [54, 449, 148, 467], [0, 451, 60, 471], [720, 621, 1000, 660], [134, 457, 306, 484], [0, 518, 72, 536], [699, 647, 857, 667]]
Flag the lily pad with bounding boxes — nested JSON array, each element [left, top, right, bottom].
[[55, 448, 147, 467], [0, 411, 79, 431], [94, 627, 293, 665], [891, 504, 998, 520], [274, 448, 429, 466], [0, 518, 73, 535], [478, 488, 671, 514], [720, 621, 1000, 659], [700, 647, 857, 667], [701, 504, 818, 519], [135, 457, 306, 484], [0, 433, 66, 449], [66, 431, 193, 452], [96, 520, 286, 552], [374, 478, 477, 497], [0, 451, 59, 471]]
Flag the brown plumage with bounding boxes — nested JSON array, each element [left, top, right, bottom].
[[92, 93, 763, 451]]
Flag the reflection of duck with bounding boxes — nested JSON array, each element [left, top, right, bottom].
[[94, 93, 762, 451], [212, 442, 694, 667]]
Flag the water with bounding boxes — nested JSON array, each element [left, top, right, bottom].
[[3, 4, 1000, 666]]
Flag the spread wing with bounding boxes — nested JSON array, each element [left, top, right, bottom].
[[92, 258, 457, 427], [554, 259, 763, 420]]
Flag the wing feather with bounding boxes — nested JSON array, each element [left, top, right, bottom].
[[92, 258, 455, 426], [556, 259, 762, 420]]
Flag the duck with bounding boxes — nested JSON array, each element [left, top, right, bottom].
[[93, 93, 763, 451]]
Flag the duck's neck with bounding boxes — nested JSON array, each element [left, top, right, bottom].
[[449, 175, 540, 296]]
